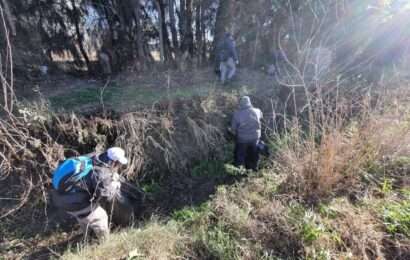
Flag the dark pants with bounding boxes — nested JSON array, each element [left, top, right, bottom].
[[234, 140, 260, 171]]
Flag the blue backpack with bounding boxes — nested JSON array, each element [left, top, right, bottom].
[[52, 156, 93, 192]]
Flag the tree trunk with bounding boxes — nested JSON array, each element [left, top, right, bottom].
[[181, 0, 194, 55], [155, 0, 165, 62], [168, 0, 179, 50], [70, 0, 91, 71], [200, 0, 206, 62], [133, 0, 145, 65], [212, 0, 234, 61], [195, 1, 201, 49], [178, 0, 186, 42], [160, 0, 172, 61], [195, 1, 201, 64]]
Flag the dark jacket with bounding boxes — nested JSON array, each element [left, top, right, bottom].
[[217, 35, 239, 63], [51, 165, 117, 212], [231, 101, 263, 143]]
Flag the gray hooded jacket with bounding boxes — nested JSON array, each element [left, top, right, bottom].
[[231, 97, 263, 143]]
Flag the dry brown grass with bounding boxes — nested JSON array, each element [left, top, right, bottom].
[[62, 221, 188, 260], [315, 198, 387, 260], [278, 87, 410, 204]]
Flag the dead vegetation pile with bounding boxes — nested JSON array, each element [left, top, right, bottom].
[[0, 93, 238, 255]]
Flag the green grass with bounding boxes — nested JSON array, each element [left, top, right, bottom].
[[191, 160, 247, 178], [50, 87, 115, 109], [171, 203, 212, 225], [383, 199, 410, 237], [318, 203, 340, 219], [49, 81, 217, 111], [203, 225, 240, 260], [47, 78, 263, 112], [300, 211, 326, 244], [141, 180, 162, 195]]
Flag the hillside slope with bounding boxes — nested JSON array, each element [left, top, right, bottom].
[[1, 71, 409, 260]]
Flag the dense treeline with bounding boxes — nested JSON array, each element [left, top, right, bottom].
[[1, 0, 410, 77]]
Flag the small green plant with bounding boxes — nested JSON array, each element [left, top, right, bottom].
[[141, 180, 161, 195], [172, 203, 211, 225], [383, 200, 410, 237], [301, 211, 325, 244], [191, 160, 226, 177], [400, 188, 410, 199], [50, 86, 116, 109], [381, 178, 393, 195], [205, 225, 239, 260], [318, 204, 339, 219], [191, 160, 248, 177], [224, 163, 247, 176], [289, 205, 326, 245]]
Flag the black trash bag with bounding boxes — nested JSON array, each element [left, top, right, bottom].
[[257, 140, 270, 157], [103, 194, 135, 227], [100, 175, 145, 227]]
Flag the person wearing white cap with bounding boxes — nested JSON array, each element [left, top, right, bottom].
[[51, 147, 130, 240], [94, 147, 129, 167]]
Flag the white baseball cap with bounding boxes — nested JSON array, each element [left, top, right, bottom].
[[107, 147, 128, 165]]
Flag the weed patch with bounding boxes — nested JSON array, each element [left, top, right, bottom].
[[383, 200, 410, 237], [191, 160, 247, 177]]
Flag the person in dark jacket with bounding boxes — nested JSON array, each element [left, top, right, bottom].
[[231, 96, 263, 171], [51, 147, 129, 240], [216, 32, 239, 84]]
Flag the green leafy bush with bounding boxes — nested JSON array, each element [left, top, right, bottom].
[[204, 225, 239, 260], [172, 203, 211, 225], [301, 212, 325, 244], [191, 160, 247, 177], [383, 200, 410, 237]]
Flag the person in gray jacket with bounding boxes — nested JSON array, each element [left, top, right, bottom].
[[231, 96, 263, 171], [217, 32, 239, 84]]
